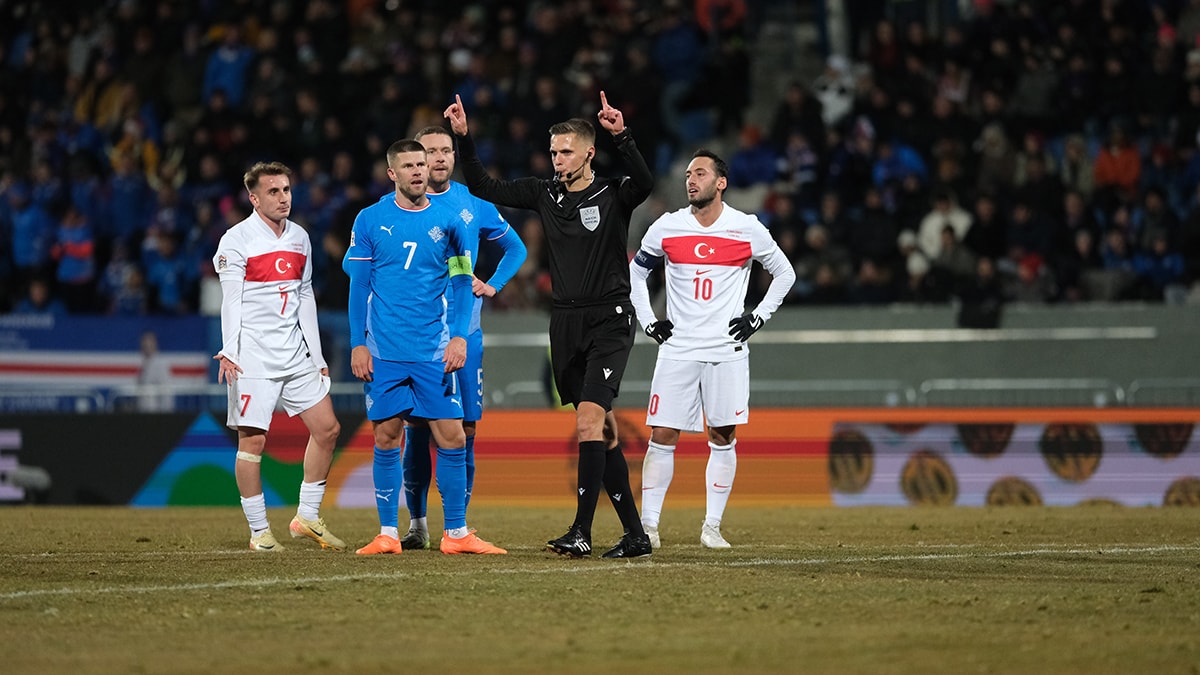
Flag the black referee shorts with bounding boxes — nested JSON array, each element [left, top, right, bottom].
[[548, 302, 636, 410]]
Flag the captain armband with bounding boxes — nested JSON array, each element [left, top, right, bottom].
[[448, 255, 473, 278], [632, 250, 662, 270]]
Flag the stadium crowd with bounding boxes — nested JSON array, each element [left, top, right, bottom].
[[741, 0, 1200, 312], [1, 0, 1199, 320]]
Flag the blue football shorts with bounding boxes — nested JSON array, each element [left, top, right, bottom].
[[455, 330, 484, 423], [363, 358, 464, 422]]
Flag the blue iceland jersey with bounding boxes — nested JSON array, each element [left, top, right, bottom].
[[379, 182, 512, 335], [344, 196, 472, 362]]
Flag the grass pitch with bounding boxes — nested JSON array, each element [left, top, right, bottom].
[[1, 505, 1198, 674]]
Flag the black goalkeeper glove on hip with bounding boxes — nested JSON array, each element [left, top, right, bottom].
[[644, 320, 674, 345], [728, 312, 764, 342]]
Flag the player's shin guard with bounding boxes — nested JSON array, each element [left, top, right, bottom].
[[705, 440, 737, 527], [603, 445, 645, 537], [373, 446, 402, 530], [435, 446, 468, 531], [402, 425, 432, 519], [573, 440, 607, 537], [640, 441, 676, 528], [464, 434, 476, 509]]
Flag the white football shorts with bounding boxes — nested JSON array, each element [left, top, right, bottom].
[[645, 356, 749, 433], [226, 369, 331, 431]]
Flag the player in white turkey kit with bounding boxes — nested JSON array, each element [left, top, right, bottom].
[[629, 149, 796, 549], [212, 161, 345, 553]]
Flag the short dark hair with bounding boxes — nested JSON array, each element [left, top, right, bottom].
[[414, 125, 452, 141], [691, 149, 729, 179], [549, 118, 596, 145], [243, 161, 292, 192], [386, 139, 427, 165]]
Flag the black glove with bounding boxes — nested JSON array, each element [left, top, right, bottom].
[[728, 312, 764, 342], [644, 320, 674, 345]]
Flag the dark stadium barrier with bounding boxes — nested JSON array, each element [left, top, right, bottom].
[[2, 409, 1197, 507]]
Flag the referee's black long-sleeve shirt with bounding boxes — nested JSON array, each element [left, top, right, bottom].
[[455, 129, 654, 308]]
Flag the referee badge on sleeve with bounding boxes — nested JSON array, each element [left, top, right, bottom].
[[580, 205, 601, 231]]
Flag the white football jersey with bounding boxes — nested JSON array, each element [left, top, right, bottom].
[[213, 212, 322, 378], [632, 203, 792, 361]]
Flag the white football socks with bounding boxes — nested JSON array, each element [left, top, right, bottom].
[[297, 480, 326, 520], [240, 493, 269, 533], [640, 441, 675, 528], [705, 440, 737, 528]]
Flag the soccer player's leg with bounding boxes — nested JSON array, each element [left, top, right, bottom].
[[401, 421, 433, 550], [414, 362, 505, 555], [463, 429, 476, 509], [700, 437, 736, 549], [229, 377, 284, 551], [458, 332, 484, 509], [582, 304, 650, 558], [596, 408, 650, 559], [238, 431, 277, 552], [545, 311, 597, 557], [285, 371, 345, 550], [640, 438, 674, 550], [697, 359, 749, 549], [356, 362, 413, 555], [641, 358, 704, 549]]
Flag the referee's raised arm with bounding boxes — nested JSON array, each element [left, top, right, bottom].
[[444, 94, 541, 210], [598, 90, 654, 210]]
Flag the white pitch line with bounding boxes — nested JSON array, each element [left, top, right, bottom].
[[726, 544, 1199, 567], [0, 550, 259, 561], [0, 572, 417, 600], [1, 544, 1196, 601]]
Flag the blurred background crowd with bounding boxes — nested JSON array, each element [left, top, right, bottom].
[[1, 0, 1199, 323]]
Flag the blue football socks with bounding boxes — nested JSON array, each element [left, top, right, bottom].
[[372, 446, 402, 530], [435, 445, 467, 531], [464, 434, 476, 509]]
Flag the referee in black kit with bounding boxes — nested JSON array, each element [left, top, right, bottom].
[[443, 91, 655, 559]]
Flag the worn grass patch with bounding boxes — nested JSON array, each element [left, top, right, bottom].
[[1, 505, 1198, 674]]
